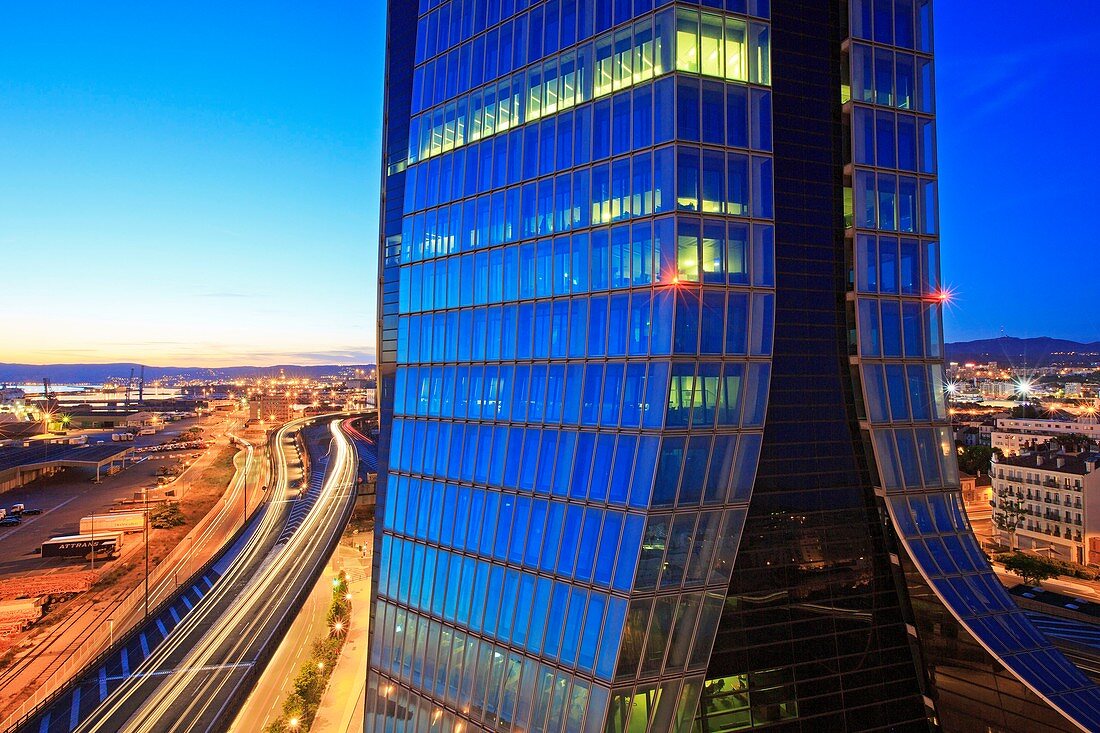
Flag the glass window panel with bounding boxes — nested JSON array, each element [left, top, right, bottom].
[[878, 173, 897, 230], [677, 78, 701, 142], [875, 110, 896, 169], [676, 9, 700, 73], [701, 81, 724, 146], [726, 153, 749, 216], [673, 145, 699, 210], [874, 48, 894, 107], [700, 291, 725, 355], [700, 14, 723, 77]]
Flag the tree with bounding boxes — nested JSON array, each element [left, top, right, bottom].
[[992, 494, 1027, 550], [1003, 553, 1058, 586], [956, 444, 1002, 476]]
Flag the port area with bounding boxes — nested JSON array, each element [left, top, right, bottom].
[[0, 410, 270, 716]]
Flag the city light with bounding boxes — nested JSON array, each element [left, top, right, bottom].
[[927, 284, 958, 305]]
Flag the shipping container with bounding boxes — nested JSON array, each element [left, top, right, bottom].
[[79, 512, 145, 534]]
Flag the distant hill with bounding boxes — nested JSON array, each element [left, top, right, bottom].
[[0, 362, 375, 384], [945, 337, 1100, 367]]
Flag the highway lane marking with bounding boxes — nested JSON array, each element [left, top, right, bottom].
[[139, 633, 150, 656], [169, 606, 180, 623], [181, 595, 193, 611], [156, 620, 168, 637], [121, 648, 130, 677], [103, 661, 254, 683]]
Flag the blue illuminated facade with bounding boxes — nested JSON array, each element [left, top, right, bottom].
[[369, 0, 1100, 731]]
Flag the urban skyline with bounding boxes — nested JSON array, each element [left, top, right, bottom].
[[2, 3, 1100, 733], [1, 2, 1098, 368]]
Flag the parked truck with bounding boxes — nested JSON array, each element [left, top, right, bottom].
[[41, 532, 123, 560], [111, 432, 135, 442], [79, 512, 145, 535]]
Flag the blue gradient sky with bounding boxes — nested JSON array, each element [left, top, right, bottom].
[[1, 2, 1096, 366]]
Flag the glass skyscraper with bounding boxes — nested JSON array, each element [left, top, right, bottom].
[[368, 1, 1100, 731]]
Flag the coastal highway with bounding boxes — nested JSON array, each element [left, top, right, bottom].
[[22, 416, 358, 733]]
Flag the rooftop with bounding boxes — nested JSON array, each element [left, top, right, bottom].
[[0, 444, 132, 474], [995, 451, 1100, 475]]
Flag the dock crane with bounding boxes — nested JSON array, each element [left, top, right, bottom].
[[124, 368, 135, 411]]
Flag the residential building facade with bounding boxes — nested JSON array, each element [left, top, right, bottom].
[[992, 450, 1100, 565], [369, 0, 1100, 730], [992, 415, 1100, 456]]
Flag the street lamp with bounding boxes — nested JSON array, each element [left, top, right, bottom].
[[143, 488, 150, 619]]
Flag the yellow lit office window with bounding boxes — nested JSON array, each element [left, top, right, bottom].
[[442, 115, 455, 151], [702, 235, 722, 278], [669, 375, 697, 413], [676, 11, 699, 73], [614, 30, 633, 91], [701, 14, 723, 77], [454, 114, 465, 148], [595, 37, 614, 97], [724, 18, 747, 82], [634, 30, 655, 83], [677, 236, 699, 282], [561, 68, 577, 109], [544, 64, 559, 116], [483, 100, 497, 136], [526, 73, 542, 122]]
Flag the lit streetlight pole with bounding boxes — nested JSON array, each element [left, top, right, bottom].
[[143, 488, 150, 619]]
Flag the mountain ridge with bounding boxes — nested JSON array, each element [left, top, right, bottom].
[[945, 337, 1100, 366]]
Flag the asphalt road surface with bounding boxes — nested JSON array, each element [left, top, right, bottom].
[[69, 417, 357, 733]]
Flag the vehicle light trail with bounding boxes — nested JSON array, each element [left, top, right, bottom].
[[71, 417, 357, 733]]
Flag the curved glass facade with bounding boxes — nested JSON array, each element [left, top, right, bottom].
[[844, 0, 1100, 730]]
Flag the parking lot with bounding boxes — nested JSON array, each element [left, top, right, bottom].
[[0, 415, 229, 579]]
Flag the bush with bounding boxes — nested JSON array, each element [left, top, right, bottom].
[[264, 571, 353, 732], [150, 503, 185, 529], [1002, 553, 1059, 586]]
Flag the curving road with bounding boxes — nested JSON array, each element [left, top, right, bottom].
[[62, 417, 357, 733]]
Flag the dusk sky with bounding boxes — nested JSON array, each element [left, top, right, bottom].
[[1, 2, 1097, 367]]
